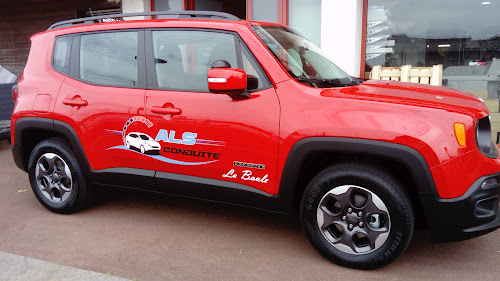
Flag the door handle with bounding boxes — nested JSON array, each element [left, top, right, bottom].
[[62, 96, 88, 107], [151, 106, 182, 115]]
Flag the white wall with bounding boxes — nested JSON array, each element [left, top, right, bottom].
[[321, 0, 363, 77], [122, 0, 152, 20]]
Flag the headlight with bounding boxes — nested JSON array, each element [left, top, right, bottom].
[[476, 116, 499, 158]]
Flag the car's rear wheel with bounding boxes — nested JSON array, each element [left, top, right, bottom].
[[126, 141, 130, 149], [300, 163, 414, 269], [28, 138, 89, 214]]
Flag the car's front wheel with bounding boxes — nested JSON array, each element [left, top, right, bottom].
[[28, 138, 89, 214], [300, 163, 414, 269]]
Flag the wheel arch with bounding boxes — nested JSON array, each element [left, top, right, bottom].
[[12, 117, 91, 176], [274, 137, 437, 225]]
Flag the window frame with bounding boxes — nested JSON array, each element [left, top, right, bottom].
[[67, 29, 147, 89], [145, 27, 272, 93]]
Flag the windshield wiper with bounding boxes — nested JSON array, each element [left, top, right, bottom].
[[296, 76, 352, 87], [296, 76, 329, 84], [347, 76, 365, 85]]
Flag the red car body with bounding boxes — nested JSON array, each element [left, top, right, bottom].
[[11, 14, 500, 267]]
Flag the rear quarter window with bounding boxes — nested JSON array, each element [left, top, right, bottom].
[[52, 36, 72, 74]]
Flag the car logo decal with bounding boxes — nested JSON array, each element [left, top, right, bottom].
[[104, 116, 222, 166]]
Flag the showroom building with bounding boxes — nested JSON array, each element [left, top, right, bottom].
[[0, 0, 498, 81]]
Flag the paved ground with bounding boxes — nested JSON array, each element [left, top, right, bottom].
[[2, 141, 500, 280], [0, 120, 10, 141], [0, 251, 128, 281]]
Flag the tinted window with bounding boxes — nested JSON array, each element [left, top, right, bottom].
[[152, 30, 237, 92], [129, 134, 138, 138], [80, 32, 138, 87], [139, 135, 149, 140], [53, 36, 72, 73]]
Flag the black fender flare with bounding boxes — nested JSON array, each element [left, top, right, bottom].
[[272, 137, 437, 213], [12, 117, 91, 175]]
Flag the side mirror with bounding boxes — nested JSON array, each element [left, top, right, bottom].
[[208, 68, 248, 98]]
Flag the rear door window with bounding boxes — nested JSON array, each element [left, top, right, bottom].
[[80, 31, 138, 87]]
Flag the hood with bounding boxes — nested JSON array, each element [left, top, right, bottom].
[[320, 80, 489, 119]]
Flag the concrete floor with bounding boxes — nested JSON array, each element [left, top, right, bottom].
[[1, 142, 500, 280]]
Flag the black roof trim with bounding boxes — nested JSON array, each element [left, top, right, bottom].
[[48, 11, 241, 30]]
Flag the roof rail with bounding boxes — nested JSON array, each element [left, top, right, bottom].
[[47, 11, 241, 30]]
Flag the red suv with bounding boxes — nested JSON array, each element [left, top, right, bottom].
[[11, 11, 500, 269]]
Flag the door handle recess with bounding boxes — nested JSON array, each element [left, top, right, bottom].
[[62, 97, 88, 107], [151, 106, 182, 115]]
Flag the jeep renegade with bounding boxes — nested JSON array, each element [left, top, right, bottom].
[[11, 11, 500, 269]]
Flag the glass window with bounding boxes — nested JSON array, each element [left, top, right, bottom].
[[80, 32, 138, 87], [365, 1, 500, 70], [53, 36, 72, 73], [152, 30, 238, 92], [289, 0, 321, 47], [155, 0, 183, 11], [254, 25, 353, 87], [252, 0, 278, 23], [193, 0, 246, 19], [154, 0, 183, 19]]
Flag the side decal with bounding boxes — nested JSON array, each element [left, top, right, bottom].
[[106, 145, 217, 165], [106, 117, 223, 166], [222, 169, 269, 184], [155, 129, 225, 147]]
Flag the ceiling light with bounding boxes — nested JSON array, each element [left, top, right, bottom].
[[438, 44, 451, 47], [481, 2, 491, 4]]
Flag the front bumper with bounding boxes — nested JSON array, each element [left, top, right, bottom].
[[420, 172, 500, 242]]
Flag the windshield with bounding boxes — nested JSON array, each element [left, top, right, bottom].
[[253, 25, 357, 87]]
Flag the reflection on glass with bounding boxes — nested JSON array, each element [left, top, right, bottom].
[[254, 25, 353, 86], [194, 0, 246, 19], [252, 0, 278, 23], [365, 0, 500, 70], [80, 32, 138, 87], [289, 0, 321, 47], [154, 0, 183, 19], [152, 30, 237, 92]]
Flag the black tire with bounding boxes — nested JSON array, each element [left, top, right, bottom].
[[300, 163, 414, 269], [28, 138, 89, 214]]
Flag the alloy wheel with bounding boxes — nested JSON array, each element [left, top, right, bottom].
[[316, 185, 390, 255], [35, 153, 73, 203]]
